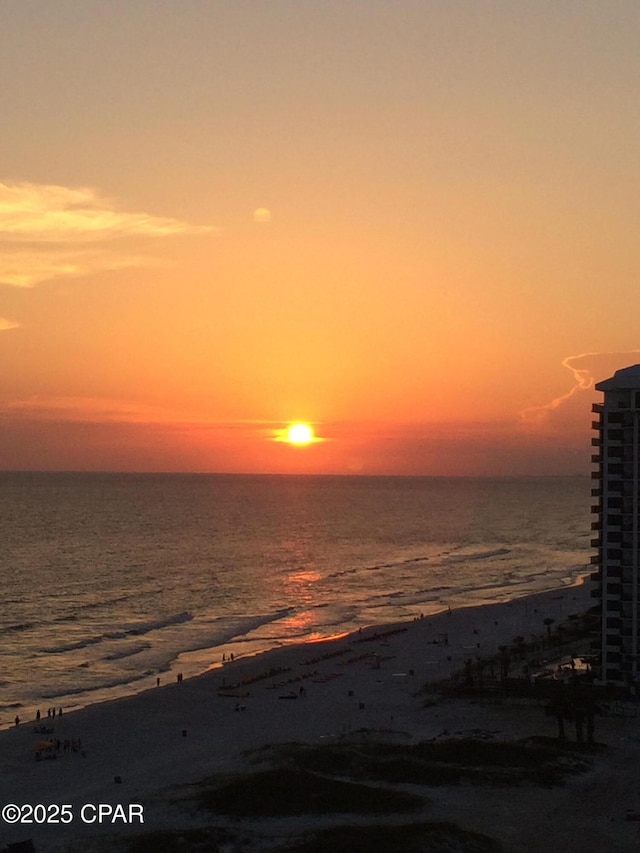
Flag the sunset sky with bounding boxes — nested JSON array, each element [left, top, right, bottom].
[[1, 1, 639, 475]]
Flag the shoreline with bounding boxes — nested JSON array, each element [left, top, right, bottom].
[[1, 570, 591, 731], [2, 579, 592, 733], [0, 581, 598, 848]]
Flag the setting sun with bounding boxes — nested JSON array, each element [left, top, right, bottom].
[[286, 423, 315, 445]]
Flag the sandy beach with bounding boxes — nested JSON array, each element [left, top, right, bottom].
[[2, 580, 640, 853]]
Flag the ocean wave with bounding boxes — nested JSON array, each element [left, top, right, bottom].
[[39, 669, 158, 700], [365, 555, 431, 571], [173, 609, 295, 655], [364, 591, 447, 610], [40, 611, 194, 654], [326, 554, 432, 581], [0, 622, 36, 635], [41, 636, 105, 654], [314, 607, 359, 629], [39, 612, 300, 700], [102, 642, 152, 662], [107, 611, 193, 638], [68, 591, 144, 615], [218, 604, 358, 643], [0, 593, 152, 636], [442, 548, 511, 563]]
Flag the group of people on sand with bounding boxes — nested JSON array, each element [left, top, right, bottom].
[[35, 737, 85, 762], [36, 707, 62, 721], [14, 707, 63, 726]]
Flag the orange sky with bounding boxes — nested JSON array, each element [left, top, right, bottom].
[[1, 2, 640, 475]]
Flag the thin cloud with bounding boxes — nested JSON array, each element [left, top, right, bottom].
[[520, 350, 640, 425], [0, 181, 213, 287], [0, 396, 282, 434], [0, 246, 154, 288], [0, 316, 19, 331], [0, 396, 196, 425]]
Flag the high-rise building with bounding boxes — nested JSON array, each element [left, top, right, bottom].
[[591, 364, 640, 686]]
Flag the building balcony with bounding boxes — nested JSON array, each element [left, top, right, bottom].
[[608, 448, 626, 458], [603, 648, 622, 661], [605, 533, 624, 544], [605, 482, 624, 493], [605, 629, 624, 643]]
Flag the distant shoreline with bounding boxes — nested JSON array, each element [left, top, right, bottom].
[[2, 575, 591, 731]]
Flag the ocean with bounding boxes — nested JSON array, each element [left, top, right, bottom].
[[0, 473, 592, 722]]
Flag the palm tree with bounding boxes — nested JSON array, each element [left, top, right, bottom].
[[512, 635, 526, 660], [547, 683, 570, 740], [543, 617, 555, 647], [498, 645, 511, 681]]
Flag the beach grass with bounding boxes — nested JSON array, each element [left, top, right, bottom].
[[126, 827, 234, 853], [260, 735, 594, 787], [276, 821, 503, 853], [123, 820, 502, 853], [193, 766, 424, 817]]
